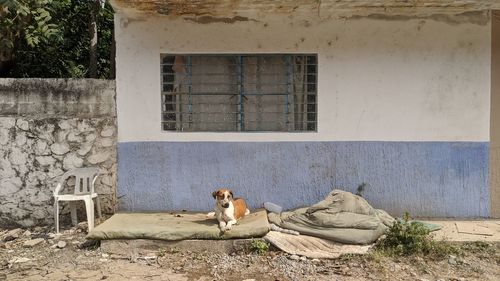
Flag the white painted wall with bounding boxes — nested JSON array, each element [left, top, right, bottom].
[[115, 14, 491, 142]]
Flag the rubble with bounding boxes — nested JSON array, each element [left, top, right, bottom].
[[2, 228, 22, 241], [22, 238, 44, 248]]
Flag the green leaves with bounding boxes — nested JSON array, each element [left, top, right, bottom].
[[1, 0, 114, 78], [1, 0, 60, 50]]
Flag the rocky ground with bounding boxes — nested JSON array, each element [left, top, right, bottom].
[[1, 224, 499, 281]]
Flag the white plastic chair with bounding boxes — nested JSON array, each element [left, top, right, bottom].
[[53, 167, 102, 233]]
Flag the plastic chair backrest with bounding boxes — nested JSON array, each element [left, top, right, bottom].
[[56, 167, 100, 195]]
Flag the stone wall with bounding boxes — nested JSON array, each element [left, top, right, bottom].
[[0, 79, 116, 227]]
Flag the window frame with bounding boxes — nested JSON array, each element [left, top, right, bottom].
[[160, 53, 318, 133]]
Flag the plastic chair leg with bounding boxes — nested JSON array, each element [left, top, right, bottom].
[[70, 202, 78, 226], [95, 196, 102, 219], [54, 200, 59, 234], [83, 197, 95, 232]]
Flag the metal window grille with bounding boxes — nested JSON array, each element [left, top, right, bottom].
[[161, 54, 317, 132]]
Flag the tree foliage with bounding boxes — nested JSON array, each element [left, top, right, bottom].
[[0, 0, 114, 78]]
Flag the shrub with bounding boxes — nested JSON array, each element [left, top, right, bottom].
[[250, 239, 270, 255], [376, 212, 459, 258]]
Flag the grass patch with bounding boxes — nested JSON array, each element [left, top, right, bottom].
[[250, 239, 270, 255], [374, 212, 459, 259], [157, 248, 166, 257], [460, 241, 494, 254]]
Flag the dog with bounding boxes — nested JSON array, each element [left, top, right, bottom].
[[211, 188, 250, 232]]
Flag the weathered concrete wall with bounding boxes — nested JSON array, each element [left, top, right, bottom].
[[0, 79, 116, 227], [491, 11, 500, 218], [114, 11, 492, 217], [115, 13, 491, 143]]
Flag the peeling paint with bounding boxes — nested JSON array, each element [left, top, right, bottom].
[[118, 141, 490, 217], [184, 15, 257, 24], [110, 0, 500, 20], [348, 11, 490, 26]]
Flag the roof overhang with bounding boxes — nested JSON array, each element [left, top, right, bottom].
[[110, 0, 500, 19]]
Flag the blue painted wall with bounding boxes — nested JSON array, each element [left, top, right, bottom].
[[117, 142, 490, 217]]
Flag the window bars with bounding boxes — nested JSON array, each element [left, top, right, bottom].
[[161, 54, 317, 132]]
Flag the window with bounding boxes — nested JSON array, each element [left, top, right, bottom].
[[161, 54, 317, 132]]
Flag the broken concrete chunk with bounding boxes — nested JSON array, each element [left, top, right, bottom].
[[57, 241, 67, 249], [23, 238, 44, 248], [2, 228, 23, 242], [9, 257, 31, 264]]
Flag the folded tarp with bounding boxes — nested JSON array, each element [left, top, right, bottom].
[[87, 210, 270, 240], [264, 231, 372, 259], [267, 190, 395, 244]]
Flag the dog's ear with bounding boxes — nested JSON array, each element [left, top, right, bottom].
[[212, 191, 218, 199], [229, 191, 234, 198]]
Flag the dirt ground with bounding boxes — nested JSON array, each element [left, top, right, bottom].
[[1, 225, 499, 281]]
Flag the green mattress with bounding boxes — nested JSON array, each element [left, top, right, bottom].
[[87, 210, 270, 240]]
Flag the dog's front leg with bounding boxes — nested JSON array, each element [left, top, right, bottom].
[[216, 212, 227, 230], [224, 219, 237, 231], [219, 220, 227, 230]]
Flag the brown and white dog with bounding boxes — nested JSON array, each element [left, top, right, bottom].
[[211, 188, 250, 232]]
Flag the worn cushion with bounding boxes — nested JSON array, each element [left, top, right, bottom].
[[87, 210, 270, 240]]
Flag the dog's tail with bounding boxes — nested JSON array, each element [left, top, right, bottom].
[[245, 208, 250, 215]]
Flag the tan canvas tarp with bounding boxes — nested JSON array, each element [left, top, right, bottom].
[[264, 231, 372, 259], [267, 190, 395, 244], [87, 210, 270, 240]]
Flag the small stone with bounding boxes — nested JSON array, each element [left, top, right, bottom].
[[86, 133, 97, 142], [448, 255, 457, 265], [63, 153, 84, 170], [33, 226, 44, 233], [57, 241, 67, 249], [15, 133, 27, 146], [0, 128, 9, 145], [9, 147, 27, 166], [23, 230, 31, 237], [77, 144, 93, 156], [100, 175, 113, 186], [88, 151, 111, 164], [35, 156, 56, 166], [23, 238, 44, 248], [312, 258, 320, 263], [102, 253, 109, 258], [9, 257, 31, 264], [100, 138, 114, 147], [242, 279, 256, 281], [289, 254, 300, 260], [50, 143, 70, 155], [1, 179, 22, 195], [58, 120, 72, 130], [300, 256, 307, 261], [16, 119, 29, 131], [2, 228, 22, 241], [99, 258, 108, 262], [100, 126, 115, 137], [67, 132, 83, 142]]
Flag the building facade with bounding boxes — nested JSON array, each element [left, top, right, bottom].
[[111, 1, 500, 217]]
